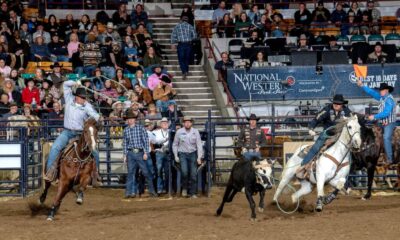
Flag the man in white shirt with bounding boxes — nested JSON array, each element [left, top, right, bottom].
[[152, 117, 170, 194]]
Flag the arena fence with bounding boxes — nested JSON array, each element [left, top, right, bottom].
[[0, 109, 398, 198]]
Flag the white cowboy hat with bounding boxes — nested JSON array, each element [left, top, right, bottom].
[[106, 22, 115, 29]]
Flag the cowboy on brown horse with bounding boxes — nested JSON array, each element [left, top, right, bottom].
[[44, 80, 101, 183]]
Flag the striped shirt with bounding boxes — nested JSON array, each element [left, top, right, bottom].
[[362, 85, 396, 124], [123, 124, 150, 155], [172, 127, 203, 158], [171, 21, 196, 44], [63, 80, 100, 131]]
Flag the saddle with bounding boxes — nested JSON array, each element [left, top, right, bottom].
[[44, 141, 76, 182], [295, 137, 338, 180]]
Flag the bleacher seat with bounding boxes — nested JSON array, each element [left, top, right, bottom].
[[228, 39, 243, 60], [66, 74, 87, 80], [368, 34, 384, 45], [350, 35, 367, 44], [385, 33, 400, 47], [336, 35, 349, 46]]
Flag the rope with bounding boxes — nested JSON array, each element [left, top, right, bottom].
[[271, 176, 300, 214]]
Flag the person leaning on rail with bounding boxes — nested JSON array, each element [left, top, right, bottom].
[[237, 113, 267, 162]]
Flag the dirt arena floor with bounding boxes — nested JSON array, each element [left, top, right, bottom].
[[0, 187, 400, 240]]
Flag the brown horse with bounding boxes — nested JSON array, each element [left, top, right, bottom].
[[39, 118, 99, 221]]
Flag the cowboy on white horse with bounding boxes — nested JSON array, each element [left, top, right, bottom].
[[299, 94, 352, 171]]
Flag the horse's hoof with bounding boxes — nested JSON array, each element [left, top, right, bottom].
[[250, 217, 257, 222], [46, 216, 54, 221], [291, 194, 297, 204], [258, 207, 264, 213], [315, 207, 323, 212]]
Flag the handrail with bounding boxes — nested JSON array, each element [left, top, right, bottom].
[[205, 37, 241, 120]]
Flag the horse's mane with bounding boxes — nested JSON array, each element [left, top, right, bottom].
[[329, 119, 348, 139]]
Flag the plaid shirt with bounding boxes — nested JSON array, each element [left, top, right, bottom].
[[123, 124, 150, 155], [171, 21, 196, 44]]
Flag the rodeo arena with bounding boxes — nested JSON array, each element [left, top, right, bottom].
[[2, 0, 400, 239]]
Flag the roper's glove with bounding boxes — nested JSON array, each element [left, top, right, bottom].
[[175, 157, 180, 163], [308, 129, 317, 136]]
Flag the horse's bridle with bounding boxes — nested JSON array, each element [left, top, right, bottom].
[[338, 123, 361, 153]]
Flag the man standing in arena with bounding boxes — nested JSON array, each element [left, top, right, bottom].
[[171, 15, 196, 80], [152, 117, 170, 194], [173, 116, 203, 198], [237, 113, 267, 161], [123, 112, 158, 198], [44, 80, 100, 183], [357, 80, 397, 167]]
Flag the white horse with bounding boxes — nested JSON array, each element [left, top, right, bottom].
[[273, 114, 362, 212]]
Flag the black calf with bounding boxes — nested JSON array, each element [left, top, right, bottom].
[[216, 159, 272, 220]]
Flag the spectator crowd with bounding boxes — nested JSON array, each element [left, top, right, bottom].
[[0, 2, 186, 131]]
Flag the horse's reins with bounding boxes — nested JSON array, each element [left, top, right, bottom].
[[72, 128, 95, 185], [321, 123, 361, 182]]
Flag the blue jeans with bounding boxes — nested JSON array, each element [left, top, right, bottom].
[[243, 151, 262, 161], [50, 55, 69, 62], [125, 151, 155, 197], [382, 122, 397, 163], [83, 65, 97, 78], [179, 151, 198, 195], [156, 100, 176, 113], [156, 151, 169, 192], [46, 129, 99, 169], [177, 42, 192, 74], [301, 134, 327, 166], [100, 66, 116, 79], [146, 154, 155, 181]]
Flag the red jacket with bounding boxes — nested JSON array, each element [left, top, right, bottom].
[[22, 87, 40, 105]]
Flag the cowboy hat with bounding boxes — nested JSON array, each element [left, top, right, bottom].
[[160, 117, 168, 122], [183, 116, 193, 122], [331, 94, 348, 105], [378, 83, 394, 93], [246, 113, 260, 121], [161, 75, 171, 84], [24, 78, 36, 86], [73, 87, 90, 99], [112, 101, 123, 109], [106, 22, 115, 29], [124, 111, 138, 120], [144, 119, 153, 127], [50, 62, 63, 69], [80, 78, 92, 85]]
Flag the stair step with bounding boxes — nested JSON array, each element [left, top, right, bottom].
[[176, 94, 214, 99], [174, 82, 210, 87], [174, 87, 211, 93], [179, 106, 220, 111], [165, 65, 204, 71], [176, 99, 216, 104], [173, 76, 208, 81], [153, 28, 173, 33]]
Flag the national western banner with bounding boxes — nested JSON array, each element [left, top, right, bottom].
[[227, 64, 400, 101]]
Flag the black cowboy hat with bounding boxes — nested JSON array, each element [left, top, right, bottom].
[[73, 87, 89, 99], [50, 62, 63, 69], [246, 113, 260, 121], [24, 78, 36, 86], [43, 79, 53, 87], [81, 78, 92, 85], [124, 111, 138, 120], [161, 75, 171, 84], [331, 94, 348, 105], [378, 82, 394, 93]]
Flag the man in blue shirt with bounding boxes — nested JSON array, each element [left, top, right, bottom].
[[123, 111, 157, 198], [357, 80, 397, 166], [171, 15, 196, 80]]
